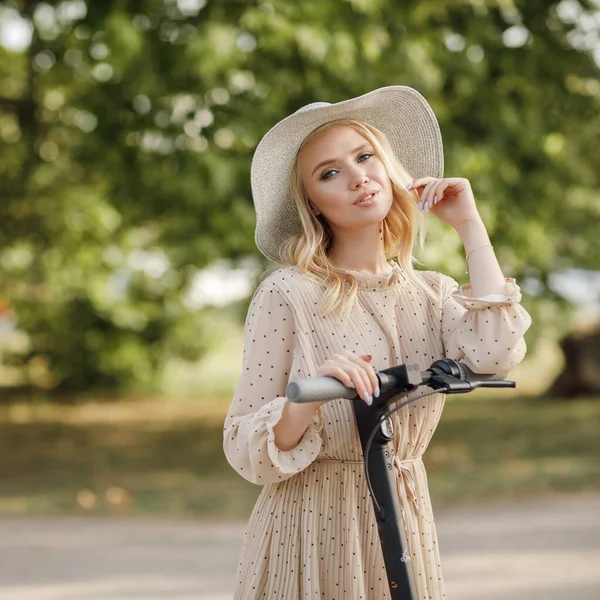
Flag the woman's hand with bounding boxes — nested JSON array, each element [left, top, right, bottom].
[[315, 351, 379, 405], [409, 176, 481, 230]]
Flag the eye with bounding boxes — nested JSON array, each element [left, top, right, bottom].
[[320, 169, 337, 181], [318, 152, 374, 181]]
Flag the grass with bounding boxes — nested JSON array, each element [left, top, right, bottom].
[[424, 393, 600, 505], [0, 392, 599, 519], [0, 397, 260, 518]]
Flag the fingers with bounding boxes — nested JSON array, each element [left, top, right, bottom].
[[357, 353, 380, 398], [348, 366, 373, 405], [328, 366, 356, 390], [317, 351, 379, 406], [337, 351, 379, 405], [409, 177, 448, 212], [422, 181, 443, 212], [420, 182, 445, 212]]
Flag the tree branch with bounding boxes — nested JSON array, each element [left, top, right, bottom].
[[0, 96, 22, 110]]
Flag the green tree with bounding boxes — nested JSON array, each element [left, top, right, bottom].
[[0, 0, 598, 392]]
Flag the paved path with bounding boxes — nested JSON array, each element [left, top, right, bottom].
[[1, 493, 599, 599]]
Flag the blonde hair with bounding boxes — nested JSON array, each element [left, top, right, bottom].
[[271, 119, 437, 321]]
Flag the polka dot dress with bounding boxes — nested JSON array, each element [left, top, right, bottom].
[[223, 263, 531, 599]]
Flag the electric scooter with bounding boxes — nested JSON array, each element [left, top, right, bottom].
[[286, 358, 514, 599]]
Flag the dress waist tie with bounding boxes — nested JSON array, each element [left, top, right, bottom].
[[316, 456, 433, 524], [393, 456, 433, 524]]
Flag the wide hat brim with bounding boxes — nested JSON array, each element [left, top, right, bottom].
[[251, 85, 444, 263]]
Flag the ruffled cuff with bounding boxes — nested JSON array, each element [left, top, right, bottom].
[[451, 277, 522, 310], [264, 396, 324, 475]]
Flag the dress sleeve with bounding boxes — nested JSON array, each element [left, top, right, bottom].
[[440, 275, 532, 374], [223, 279, 323, 485]]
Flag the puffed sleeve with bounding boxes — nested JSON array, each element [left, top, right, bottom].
[[439, 275, 532, 374], [223, 279, 323, 485]]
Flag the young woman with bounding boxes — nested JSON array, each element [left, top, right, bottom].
[[223, 86, 531, 599]]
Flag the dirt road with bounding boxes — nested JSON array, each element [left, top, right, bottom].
[[1, 493, 599, 599]]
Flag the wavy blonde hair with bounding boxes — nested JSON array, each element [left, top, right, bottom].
[[273, 119, 437, 321]]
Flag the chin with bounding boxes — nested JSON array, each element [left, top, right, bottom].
[[375, 200, 393, 220]]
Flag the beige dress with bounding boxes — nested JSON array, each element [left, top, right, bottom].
[[223, 263, 531, 599]]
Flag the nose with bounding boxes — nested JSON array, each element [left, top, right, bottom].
[[351, 168, 369, 190]]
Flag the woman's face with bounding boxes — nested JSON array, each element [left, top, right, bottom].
[[296, 125, 394, 233]]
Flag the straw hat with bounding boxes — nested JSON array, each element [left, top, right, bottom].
[[250, 85, 444, 263]]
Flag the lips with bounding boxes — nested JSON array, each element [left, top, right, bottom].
[[353, 190, 379, 206]]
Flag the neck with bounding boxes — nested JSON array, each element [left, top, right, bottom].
[[329, 223, 391, 275]]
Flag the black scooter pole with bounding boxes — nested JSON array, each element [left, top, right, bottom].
[[353, 393, 417, 599]]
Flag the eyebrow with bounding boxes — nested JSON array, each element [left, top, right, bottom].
[[310, 143, 372, 176]]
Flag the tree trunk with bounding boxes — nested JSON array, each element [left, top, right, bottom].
[[549, 326, 600, 397]]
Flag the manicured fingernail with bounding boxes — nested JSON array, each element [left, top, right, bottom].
[[433, 194, 438, 204], [374, 387, 380, 398], [424, 201, 429, 212], [364, 393, 372, 405], [418, 201, 422, 211], [349, 382, 355, 389], [407, 182, 413, 190]]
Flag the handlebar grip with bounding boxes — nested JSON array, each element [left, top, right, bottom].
[[286, 377, 357, 403]]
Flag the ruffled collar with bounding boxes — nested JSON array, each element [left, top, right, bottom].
[[340, 262, 406, 290]]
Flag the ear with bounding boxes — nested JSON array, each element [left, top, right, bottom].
[[309, 202, 321, 217]]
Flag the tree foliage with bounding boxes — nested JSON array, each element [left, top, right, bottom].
[[0, 0, 599, 391]]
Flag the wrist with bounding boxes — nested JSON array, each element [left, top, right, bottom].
[[455, 215, 490, 251], [283, 398, 325, 428], [274, 398, 322, 452], [452, 213, 484, 233]]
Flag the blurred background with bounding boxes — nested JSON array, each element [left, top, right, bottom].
[[0, 0, 600, 598]]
